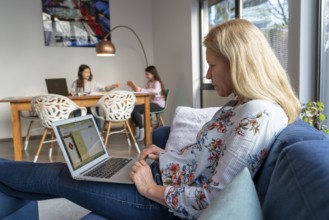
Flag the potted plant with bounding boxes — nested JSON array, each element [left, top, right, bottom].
[[300, 101, 329, 134]]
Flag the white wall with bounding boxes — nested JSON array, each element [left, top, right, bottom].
[[0, 0, 154, 139], [152, 0, 200, 125]]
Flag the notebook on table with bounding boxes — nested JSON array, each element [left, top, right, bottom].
[[45, 78, 69, 96], [52, 114, 143, 184]]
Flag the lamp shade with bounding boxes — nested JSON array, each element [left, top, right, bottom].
[[95, 25, 148, 66], [96, 39, 116, 56]]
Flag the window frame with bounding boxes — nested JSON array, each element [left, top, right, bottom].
[[317, 0, 329, 125]]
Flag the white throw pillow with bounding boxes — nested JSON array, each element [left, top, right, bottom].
[[165, 106, 220, 151]]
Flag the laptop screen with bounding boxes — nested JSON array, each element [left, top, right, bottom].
[[45, 78, 69, 96], [55, 117, 106, 170]]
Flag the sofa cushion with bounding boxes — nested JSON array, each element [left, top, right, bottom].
[[253, 119, 329, 204], [152, 126, 171, 149], [199, 167, 263, 220], [165, 106, 220, 151], [262, 139, 329, 220], [80, 212, 109, 220], [0, 191, 39, 220]]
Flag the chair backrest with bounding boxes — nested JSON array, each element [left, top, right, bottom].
[[31, 94, 87, 128], [152, 89, 170, 115], [164, 89, 170, 109], [96, 90, 136, 122]]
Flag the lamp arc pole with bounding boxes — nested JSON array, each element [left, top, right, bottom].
[[96, 25, 149, 67]]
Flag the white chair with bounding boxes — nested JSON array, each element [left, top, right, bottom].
[[91, 90, 140, 154], [31, 94, 87, 162], [20, 110, 43, 150]]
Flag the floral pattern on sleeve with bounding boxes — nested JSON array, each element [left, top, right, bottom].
[[161, 160, 199, 186], [235, 111, 269, 136], [248, 148, 268, 173]]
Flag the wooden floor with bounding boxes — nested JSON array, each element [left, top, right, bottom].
[[0, 132, 145, 162]]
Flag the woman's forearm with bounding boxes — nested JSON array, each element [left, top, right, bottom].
[[145, 185, 168, 207]]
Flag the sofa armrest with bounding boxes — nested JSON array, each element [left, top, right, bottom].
[[80, 212, 109, 220], [254, 119, 329, 205], [0, 191, 38, 220], [262, 139, 329, 220], [152, 126, 171, 149]]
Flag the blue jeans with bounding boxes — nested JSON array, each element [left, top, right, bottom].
[[0, 159, 175, 220], [132, 103, 164, 128]]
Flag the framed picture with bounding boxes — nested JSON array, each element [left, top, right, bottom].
[[42, 0, 110, 47]]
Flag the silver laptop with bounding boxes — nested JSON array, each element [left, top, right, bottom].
[[52, 115, 140, 184]]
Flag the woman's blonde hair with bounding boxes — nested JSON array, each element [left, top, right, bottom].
[[203, 19, 300, 124]]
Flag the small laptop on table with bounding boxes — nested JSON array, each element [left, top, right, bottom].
[[52, 115, 142, 184], [45, 78, 69, 96]]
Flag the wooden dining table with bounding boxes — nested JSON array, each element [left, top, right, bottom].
[[0, 93, 153, 160]]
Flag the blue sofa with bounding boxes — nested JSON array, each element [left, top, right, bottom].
[[0, 191, 38, 220], [2, 119, 329, 219], [151, 119, 329, 220]]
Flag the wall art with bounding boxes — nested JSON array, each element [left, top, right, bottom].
[[42, 0, 110, 47]]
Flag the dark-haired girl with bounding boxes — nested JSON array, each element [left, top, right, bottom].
[[127, 65, 166, 141]]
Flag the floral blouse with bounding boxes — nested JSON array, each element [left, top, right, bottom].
[[159, 98, 288, 219]]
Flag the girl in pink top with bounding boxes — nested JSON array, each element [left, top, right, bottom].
[[127, 65, 166, 141]]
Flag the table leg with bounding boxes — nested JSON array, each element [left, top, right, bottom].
[[10, 104, 23, 160], [144, 96, 151, 145]]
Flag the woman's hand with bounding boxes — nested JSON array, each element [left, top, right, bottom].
[[130, 158, 168, 206], [126, 81, 140, 92], [139, 144, 165, 161], [130, 160, 156, 196], [112, 83, 120, 89], [126, 80, 134, 88]]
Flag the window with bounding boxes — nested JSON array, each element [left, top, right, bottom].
[[200, 0, 289, 107], [200, 0, 236, 87], [318, 0, 329, 125], [242, 0, 289, 70]]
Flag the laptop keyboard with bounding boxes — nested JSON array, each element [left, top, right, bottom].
[[84, 158, 133, 179]]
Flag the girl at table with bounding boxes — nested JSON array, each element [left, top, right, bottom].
[[71, 64, 120, 130], [71, 64, 119, 96], [127, 65, 166, 141]]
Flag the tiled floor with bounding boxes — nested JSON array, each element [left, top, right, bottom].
[[0, 132, 145, 162]]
